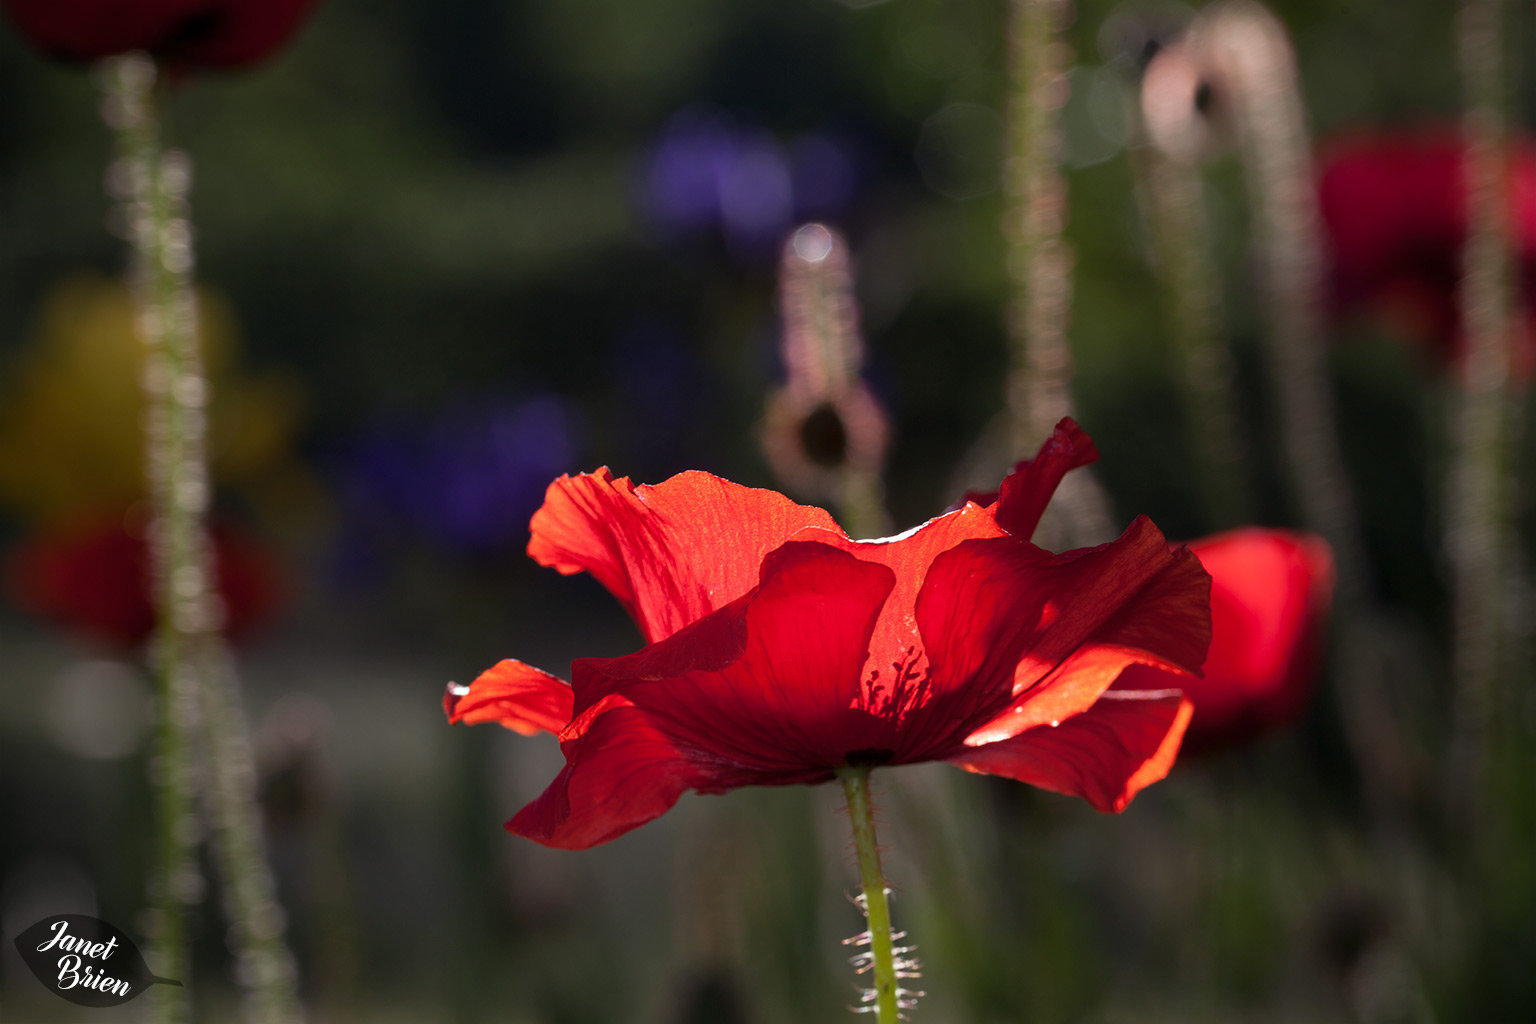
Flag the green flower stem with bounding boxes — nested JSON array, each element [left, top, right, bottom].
[[837, 470, 892, 544], [104, 52, 303, 1024], [1450, 0, 1516, 827], [105, 53, 200, 1024], [1199, 2, 1412, 820], [1207, 4, 1369, 595], [200, 642, 305, 1024], [1003, 0, 1114, 548], [838, 767, 900, 1022], [1132, 142, 1252, 526]]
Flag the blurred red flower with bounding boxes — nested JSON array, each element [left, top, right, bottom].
[[6, 508, 282, 649], [1120, 529, 1334, 753], [1318, 132, 1536, 376], [446, 420, 1211, 849], [1, 0, 320, 70]]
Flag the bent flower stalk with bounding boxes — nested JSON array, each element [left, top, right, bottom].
[[445, 419, 1212, 1019]]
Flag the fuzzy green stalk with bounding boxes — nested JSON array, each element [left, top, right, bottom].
[[104, 53, 201, 1024], [1003, 0, 1115, 548], [837, 471, 892, 544], [1132, 142, 1253, 527], [1202, 3, 1368, 594], [838, 767, 902, 1022], [104, 53, 304, 1024], [1449, 0, 1517, 828], [1197, 2, 1413, 819], [200, 643, 306, 1024]]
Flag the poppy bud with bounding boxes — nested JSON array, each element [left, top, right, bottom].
[[761, 224, 889, 503]]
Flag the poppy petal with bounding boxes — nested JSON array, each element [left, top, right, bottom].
[[786, 501, 1009, 681], [527, 468, 842, 643], [571, 540, 896, 772], [509, 702, 705, 849], [993, 417, 1100, 540], [918, 516, 1209, 749], [948, 688, 1194, 812], [1123, 528, 1335, 750], [443, 659, 573, 737]]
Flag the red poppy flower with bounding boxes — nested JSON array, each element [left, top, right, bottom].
[[1, 0, 320, 70], [1317, 132, 1536, 376], [5, 508, 282, 649], [446, 420, 1211, 849], [1118, 529, 1333, 752]]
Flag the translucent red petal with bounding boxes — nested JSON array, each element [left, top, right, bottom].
[[949, 688, 1194, 813], [527, 468, 842, 643], [443, 659, 573, 737]]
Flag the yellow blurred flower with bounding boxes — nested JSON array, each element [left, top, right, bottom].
[[0, 273, 305, 525]]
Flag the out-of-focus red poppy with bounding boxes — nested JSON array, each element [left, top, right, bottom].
[[1318, 133, 1536, 376], [446, 420, 1212, 850], [1120, 529, 1334, 752], [1, 0, 319, 70], [6, 508, 282, 649]]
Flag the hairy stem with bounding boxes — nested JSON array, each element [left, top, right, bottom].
[[200, 642, 306, 1024], [104, 52, 304, 1024], [1133, 142, 1253, 526], [104, 53, 201, 1024], [1003, 0, 1115, 547], [1449, 0, 1516, 829], [839, 768, 903, 1021]]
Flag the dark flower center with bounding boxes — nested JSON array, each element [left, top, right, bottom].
[[843, 747, 895, 768]]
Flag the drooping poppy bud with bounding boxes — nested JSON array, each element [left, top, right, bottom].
[[760, 224, 890, 535]]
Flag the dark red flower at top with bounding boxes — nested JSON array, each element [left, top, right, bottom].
[[1119, 529, 1334, 753], [1, 0, 320, 70], [445, 419, 1212, 849], [1318, 132, 1536, 376], [5, 508, 282, 649]]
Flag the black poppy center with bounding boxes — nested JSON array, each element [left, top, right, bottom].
[[843, 747, 895, 768]]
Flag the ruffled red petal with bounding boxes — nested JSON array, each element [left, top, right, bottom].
[[527, 468, 842, 643], [443, 659, 573, 737], [992, 418, 1100, 540], [948, 687, 1194, 812], [571, 540, 895, 772], [509, 701, 705, 849], [510, 542, 892, 848], [785, 501, 1008, 687], [936, 516, 1209, 748]]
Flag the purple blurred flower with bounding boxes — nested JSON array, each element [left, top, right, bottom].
[[331, 394, 584, 575], [610, 321, 713, 474], [641, 107, 863, 258]]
